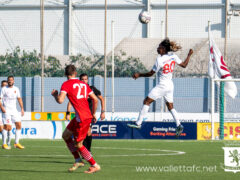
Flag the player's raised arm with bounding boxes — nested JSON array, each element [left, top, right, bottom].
[[51, 90, 66, 104], [133, 70, 155, 80], [178, 49, 193, 68]]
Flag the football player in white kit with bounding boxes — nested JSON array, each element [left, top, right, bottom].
[[0, 80, 8, 137], [127, 38, 193, 137], [0, 76, 25, 149]]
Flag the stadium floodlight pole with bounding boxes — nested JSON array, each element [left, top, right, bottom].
[[224, 0, 228, 60], [68, 0, 72, 55], [147, 0, 151, 38], [111, 20, 115, 113], [40, 0, 44, 112], [165, 0, 168, 38], [104, 0, 107, 112], [161, 20, 164, 39]]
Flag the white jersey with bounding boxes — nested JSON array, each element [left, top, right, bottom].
[[0, 85, 21, 114], [152, 53, 182, 85]]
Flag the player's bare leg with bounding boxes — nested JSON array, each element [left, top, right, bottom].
[[83, 127, 92, 152], [127, 97, 154, 129], [62, 128, 84, 172], [2, 124, 11, 150], [75, 141, 100, 174], [14, 122, 24, 149], [166, 102, 183, 137]]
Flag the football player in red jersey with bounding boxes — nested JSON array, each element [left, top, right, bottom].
[[51, 65, 100, 173], [66, 73, 105, 153]]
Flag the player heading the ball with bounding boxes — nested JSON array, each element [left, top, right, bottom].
[[127, 38, 193, 138]]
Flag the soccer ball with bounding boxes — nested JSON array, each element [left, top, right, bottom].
[[139, 11, 151, 24]]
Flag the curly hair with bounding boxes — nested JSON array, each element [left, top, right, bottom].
[[160, 38, 182, 52]]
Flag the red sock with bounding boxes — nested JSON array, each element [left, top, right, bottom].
[[65, 138, 80, 160], [79, 145, 96, 166]]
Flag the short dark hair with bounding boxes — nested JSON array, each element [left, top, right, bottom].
[[79, 73, 88, 80], [7, 76, 14, 80], [1, 80, 7, 84], [65, 65, 76, 76]]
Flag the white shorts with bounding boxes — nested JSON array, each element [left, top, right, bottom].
[[0, 118, 3, 126], [2, 112, 21, 125], [148, 82, 174, 103]]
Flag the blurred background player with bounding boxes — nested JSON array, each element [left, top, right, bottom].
[[0, 80, 8, 142], [127, 38, 193, 137], [0, 76, 25, 149], [66, 73, 105, 152], [51, 65, 100, 174]]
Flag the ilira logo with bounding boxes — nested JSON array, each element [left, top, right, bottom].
[[12, 128, 37, 135], [222, 147, 240, 173]]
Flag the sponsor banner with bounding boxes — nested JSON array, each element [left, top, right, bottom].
[[103, 113, 211, 123], [92, 122, 132, 139], [0, 121, 196, 139], [30, 112, 213, 122], [31, 112, 67, 121], [133, 122, 197, 139], [0, 121, 68, 139], [197, 123, 240, 140], [1, 112, 239, 122]]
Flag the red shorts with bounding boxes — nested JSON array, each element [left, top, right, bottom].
[[66, 117, 91, 142]]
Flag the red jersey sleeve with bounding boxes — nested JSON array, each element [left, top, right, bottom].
[[60, 82, 69, 94]]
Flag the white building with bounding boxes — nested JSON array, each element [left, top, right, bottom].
[[0, 0, 239, 57]]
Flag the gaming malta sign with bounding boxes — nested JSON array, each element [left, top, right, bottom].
[[222, 147, 240, 173]]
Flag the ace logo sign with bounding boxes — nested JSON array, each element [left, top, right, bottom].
[[222, 147, 240, 173]]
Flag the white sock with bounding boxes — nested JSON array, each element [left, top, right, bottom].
[[2, 129, 7, 145], [136, 105, 150, 126], [15, 129, 21, 144], [170, 109, 181, 127], [7, 130, 11, 146]]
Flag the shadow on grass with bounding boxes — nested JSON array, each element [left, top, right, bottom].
[[0, 168, 86, 174], [22, 160, 72, 164]]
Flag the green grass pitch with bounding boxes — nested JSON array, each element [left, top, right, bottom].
[[0, 139, 239, 180]]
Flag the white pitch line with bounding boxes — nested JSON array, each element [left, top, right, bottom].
[[29, 146, 183, 151], [26, 146, 186, 154], [99, 153, 185, 157], [0, 147, 185, 157]]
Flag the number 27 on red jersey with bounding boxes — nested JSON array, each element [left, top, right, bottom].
[[73, 83, 87, 99]]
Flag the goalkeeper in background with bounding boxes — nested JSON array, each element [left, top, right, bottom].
[[66, 73, 105, 152]]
